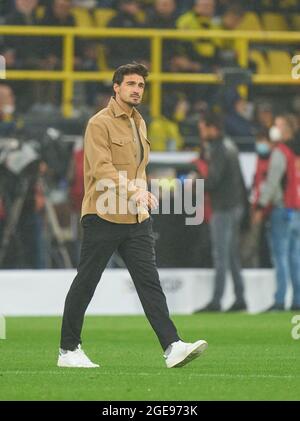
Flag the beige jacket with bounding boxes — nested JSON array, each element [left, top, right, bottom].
[[81, 97, 151, 224]]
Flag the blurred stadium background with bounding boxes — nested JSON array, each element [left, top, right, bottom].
[[0, 0, 300, 401]]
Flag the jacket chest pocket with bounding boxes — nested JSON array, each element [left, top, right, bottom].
[[111, 137, 133, 164], [142, 136, 151, 162]]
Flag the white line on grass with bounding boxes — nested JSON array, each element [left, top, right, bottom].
[[0, 371, 298, 379]]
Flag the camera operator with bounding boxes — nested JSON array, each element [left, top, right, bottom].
[[0, 84, 47, 268]]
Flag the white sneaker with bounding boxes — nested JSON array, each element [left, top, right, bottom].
[[164, 339, 208, 368], [57, 345, 99, 368]]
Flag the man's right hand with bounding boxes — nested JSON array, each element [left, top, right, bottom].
[[135, 189, 159, 211]]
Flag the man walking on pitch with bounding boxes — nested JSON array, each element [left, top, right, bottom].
[[58, 63, 207, 368]]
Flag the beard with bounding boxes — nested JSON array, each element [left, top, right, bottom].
[[121, 92, 141, 106], [125, 98, 141, 107]]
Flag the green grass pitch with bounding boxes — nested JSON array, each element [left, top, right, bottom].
[[0, 313, 299, 401]]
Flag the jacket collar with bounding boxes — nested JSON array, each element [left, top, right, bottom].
[[108, 97, 142, 123]]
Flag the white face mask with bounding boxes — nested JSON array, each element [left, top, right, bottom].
[[2, 104, 15, 115], [269, 125, 282, 142]]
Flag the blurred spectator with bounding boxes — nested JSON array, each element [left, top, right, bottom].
[[194, 111, 247, 312], [39, 0, 76, 68], [144, 0, 180, 71], [172, 0, 221, 106], [224, 93, 256, 145], [1, 0, 41, 110], [254, 114, 300, 311], [16, 160, 47, 269], [221, 4, 244, 30], [0, 83, 47, 269], [145, 0, 178, 28], [244, 130, 273, 267], [2, 0, 40, 69], [251, 130, 274, 217], [0, 84, 20, 136], [0, 147, 47, 268], [37, 0, 78, 106], [176, 0, 220, 71], [106, 0, 149, 68], [79, 40, 105, 107], [5, 0, 38, 25], [148, 114, 183, 151], [219, 4, 244, 65], [255, 102, 274, 132]]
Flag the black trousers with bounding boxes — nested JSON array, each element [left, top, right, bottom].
[[60, 215, 180, 351]]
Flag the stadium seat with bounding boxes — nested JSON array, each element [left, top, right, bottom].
[[267, 50, 292, 74], [94, 8, 116, 27], [291, 14, 300, 30], [236, 12, 263, 31], [261, 12, 289, 31], [249, 50, 270, 74], [71, 7, 94, 27]]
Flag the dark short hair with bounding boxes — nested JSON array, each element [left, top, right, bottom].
[[201, 111, 224, 132], [112, 62, 149, 86]]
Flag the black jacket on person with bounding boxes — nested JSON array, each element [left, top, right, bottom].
[[4, 11, 40, 68], [38, 8, 76, 60], [144, 11, 179, 71], [106, 11, 149, 68], [204, 137, 246, 211]]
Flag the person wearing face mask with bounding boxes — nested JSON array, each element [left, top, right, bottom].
[[253, 114, 300, 311], [252, 130, 273, 215], [245, 131, 273, 267]]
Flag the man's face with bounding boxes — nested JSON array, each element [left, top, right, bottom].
[[0, 85, 15, 112], [199, 121, 209, 141], [223, 11, 242, 30], [121, 1, 140, 16], [155, 0, 176, 17], [54, 0, 72, 19], [275, 116, 293, 142], [114, 74, 145, 107], [194, 0, 215, 18], [198, 121, 218, 141], [15, 0, 38, 14], [257, 108, 273, 128]]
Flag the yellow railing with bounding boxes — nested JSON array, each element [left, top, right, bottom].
[[0, 26, 299, 117]]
